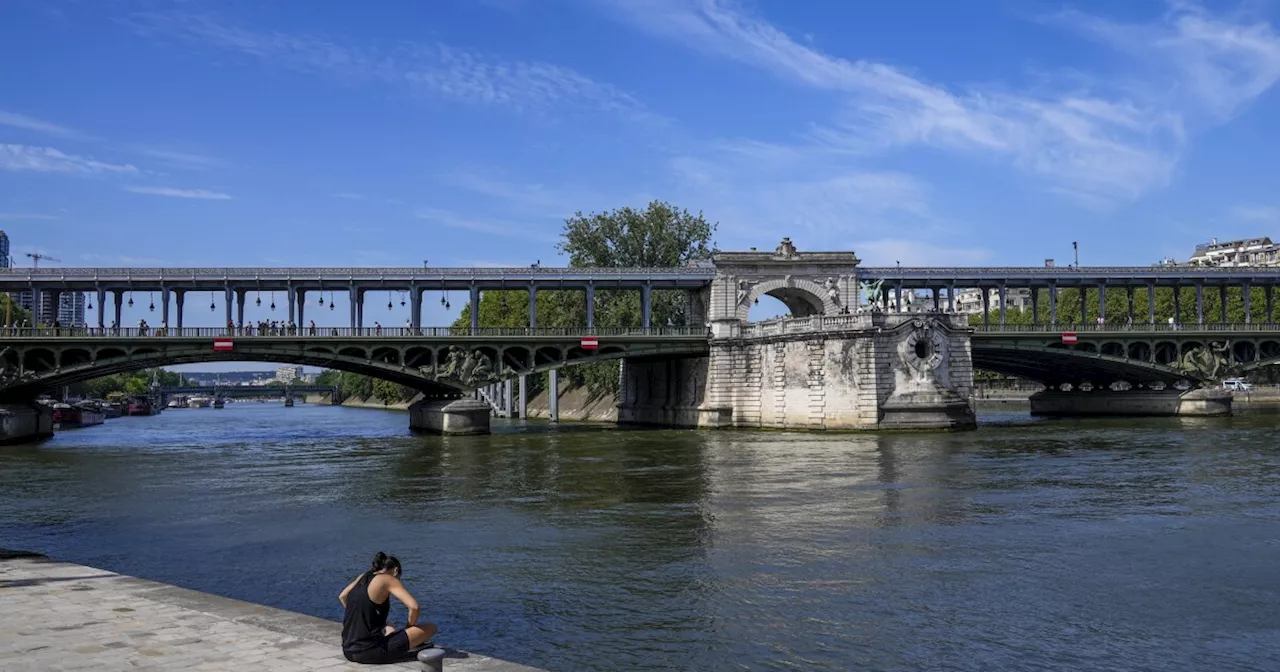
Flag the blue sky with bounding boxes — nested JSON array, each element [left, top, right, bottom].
[[3, 0, 1280, 332]]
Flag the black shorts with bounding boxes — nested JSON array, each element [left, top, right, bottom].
[[343, 630, 412, 665]]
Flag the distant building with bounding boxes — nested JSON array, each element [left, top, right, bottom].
[[1186, 237, 1280, 267], [275, 365, 303, 383], [953, 287, 1032, 315], [0, 230, 9, 267], [58, 292, 87, 327]]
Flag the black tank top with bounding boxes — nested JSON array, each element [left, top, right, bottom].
[[342, 574, 390, 653]]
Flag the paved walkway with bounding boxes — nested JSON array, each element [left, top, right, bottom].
[[0, 550, 544, 672]]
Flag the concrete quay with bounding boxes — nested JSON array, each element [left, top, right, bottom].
[[0, 550, 544, 672]]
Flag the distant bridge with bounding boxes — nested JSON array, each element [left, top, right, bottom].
[[158, 385, 338, 399]]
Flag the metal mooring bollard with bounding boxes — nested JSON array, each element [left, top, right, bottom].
[[418, 647, 446, 672]]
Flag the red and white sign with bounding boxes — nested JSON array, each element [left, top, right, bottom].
[[213, 338, 235, 352], [1061, 332, 1078, 345], [580, 337, 599, 350]]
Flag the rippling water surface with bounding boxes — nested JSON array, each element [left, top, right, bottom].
[[2, 402, 1279, 671]]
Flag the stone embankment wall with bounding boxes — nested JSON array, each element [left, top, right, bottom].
[[0, 403, 53, 444], [303, 393, 422, 410]]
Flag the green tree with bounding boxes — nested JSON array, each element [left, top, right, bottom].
[[455, 201, 717, 397]]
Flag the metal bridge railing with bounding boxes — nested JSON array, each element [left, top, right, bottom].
[[973, 322, 1280, 333], [0, 326, 711, 339]]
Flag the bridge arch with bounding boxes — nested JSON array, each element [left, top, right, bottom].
[[973, 342, 1193, 388], [737, 277, 839, 322]]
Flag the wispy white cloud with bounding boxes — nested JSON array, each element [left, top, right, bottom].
[[0, 213, 58, 221], [0, 110, 92, 140], [603, 0, 1280, 206], [125, 11, 646, 117], [414, 206, 560, 243], [127, 146, 226, 169], [1230, 204, 1280, 222], [124, 186, 232, 200], [0, 144, 137, 174]]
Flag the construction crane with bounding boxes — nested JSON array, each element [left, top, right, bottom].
[[25, 252, 60, 268], [8, 253, 61, 330]]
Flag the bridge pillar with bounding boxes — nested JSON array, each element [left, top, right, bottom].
[[932, 287, 940, 311], [174, 290, 185, 331], [356, 290, 365, 331], [296, 288, 306, 328], [1174, 284, 1182, 323], [235, 289, 246, 329], [1243, 282, 1252, 324], [947, 282, 956, 312], [1219, 285, 1228, 324], [998, 283, 1006, 325], [470, 286, 480, 335], [586, 284, 595, 330], [1030, 288, 1039, 325], [348, 285, 358, 330], [504, 378, 513, 417], [410, 287, 422, 330], [224, 287, 233, 331], [287, 285, 296, 326], [1080, 286, 1088, 325], [1126, 286, 1134, 324], [981, 287, 990, 326], [1268, 286, 1274, 323], [96, 288, 106, 330], [1049, 283, 1057, 326], [548, 368, 559, 423], [619, 313, 975, 431], [112, 290, 124, 332], [641, 283, 652, 329], [160, 288, 170, 331], [518, 375, 528, 419]]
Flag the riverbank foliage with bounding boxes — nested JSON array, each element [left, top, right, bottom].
[[70, 369, 182, 398], [314, 370, 415, 405]]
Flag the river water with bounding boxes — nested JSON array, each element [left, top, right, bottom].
[[1, 402, 1278, 671]]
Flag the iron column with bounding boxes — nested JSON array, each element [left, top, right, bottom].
[[1219, 285, 1227, 324], [113, 290, 124, 331], [895, 284, 903, 313], [348, 285, 358, 330], [1173, 285, 1182, 323], [96, 288, 106, 330], [947, 282, 956, 312], [1126, 286, 1134, 324], [528, 286, 537, 329], [287, 284, 296, 325], [175, 291, 185, 331], [998, 283, 1007, 326], [470, 285, 481, 335], [296, 289, 305, 327], [410, 285, 421, 330], [235, 289, 246, 329], [586, 284, 595, 330], [224, 287, 233, 330], [548, 368, 559, 423], [1268, 286, 1274, 323], [1080, 286, 1088, 325], [161, 288, 170, 331], [641, 283, 652, 329], [981, 287, 990, 327], [518, 375, 528, 420], [1031, 287, 1039, 325], [932, 287, 940, 311]]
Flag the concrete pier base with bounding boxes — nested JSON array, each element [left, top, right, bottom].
[[879, 389, 977, 430], [0, 403, 53, 445], [1029, 388, 1233, 417], [409, 398, 492, 435]]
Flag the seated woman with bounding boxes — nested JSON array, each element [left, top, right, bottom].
[[339, 552, 438, 664]]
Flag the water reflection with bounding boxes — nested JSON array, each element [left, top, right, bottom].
[[1, 404, 1278, 671]]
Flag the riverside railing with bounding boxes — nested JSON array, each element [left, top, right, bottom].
[[0, 326, 711, 339]]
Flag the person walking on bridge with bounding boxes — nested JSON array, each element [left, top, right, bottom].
[[339, 552, 436, 664]]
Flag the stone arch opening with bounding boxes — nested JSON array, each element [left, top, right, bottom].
[[1100, 342, 1124, 358], [738, 277, 839, 322], [1233, 341, 1257, 364], [1128, 342, 1151, 362]]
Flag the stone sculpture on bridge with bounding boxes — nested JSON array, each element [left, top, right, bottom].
[[432, 346, 511, 388], [1176, 342, 1236, 382]]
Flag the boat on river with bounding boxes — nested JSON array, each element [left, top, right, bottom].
[[52, 402, 106, 429], [187, 396, 212, 409], [212, 397, 225, 409], [126, 397, 159, 416]]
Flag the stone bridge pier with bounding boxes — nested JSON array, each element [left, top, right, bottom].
[[617, 240, 978, 431]]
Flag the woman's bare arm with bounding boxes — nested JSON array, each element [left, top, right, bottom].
[[386, 577, 420, 628], [338, 573, 363, 607]]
